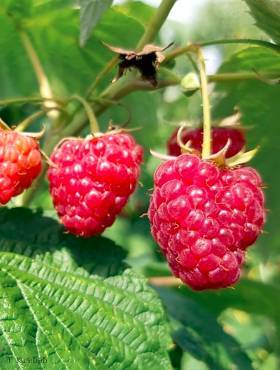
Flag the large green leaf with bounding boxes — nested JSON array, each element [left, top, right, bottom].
[[156, 287, 253, 370], [213, 46, 280, 257], [115, 1, 155, 26], [244, 0, 280, 44], [80, 0, 113, 47], [0, 208, 172, 369], [0, 1, 145, 98], [180, 279, 280, 329]]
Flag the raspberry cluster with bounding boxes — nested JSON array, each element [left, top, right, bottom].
[[48, 132, 143, 237], [168, 127, 245, 158], [148, 154, 265, 290], [0, 130, 42, 204]]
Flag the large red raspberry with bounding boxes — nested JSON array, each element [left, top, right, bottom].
[[48, 132, 143, 237], [148, 154, 265, 290], [0, 130, 42, 204], [167, 127, 245, 158]]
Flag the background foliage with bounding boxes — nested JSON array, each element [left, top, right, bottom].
[[0, 0, 279, 369]]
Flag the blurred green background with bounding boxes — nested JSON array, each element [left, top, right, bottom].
[[0, 0, 279, 369]]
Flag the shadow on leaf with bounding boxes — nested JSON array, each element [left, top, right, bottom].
[[0, 207, 127, 277]]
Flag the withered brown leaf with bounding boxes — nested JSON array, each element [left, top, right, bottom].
[[103, 42, 174, 87]]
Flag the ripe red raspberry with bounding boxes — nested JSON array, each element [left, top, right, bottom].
[[167, 127, 245, 158], [0, 130, 42, 204], [148, 154, 265, 290], [48, 132, 143, 237]]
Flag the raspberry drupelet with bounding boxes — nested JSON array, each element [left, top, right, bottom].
[[0, 130, 42, 204], [48, 132, 143, 237], [148, 154, 265, 290]]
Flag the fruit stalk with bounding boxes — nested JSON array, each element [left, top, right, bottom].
[[149, 276, 181, 286], [70, 95, 100, 133], [15, 108, 64, 132], [197, 47, 212, 159]]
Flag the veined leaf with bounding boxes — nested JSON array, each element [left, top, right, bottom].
[[156, 287, 253, 370], [244, 0, 280, 44], [0, 1, 145, 98], [181, 279, 280, 327], [0, 208, 172, 369], [80, 0, 113, 47]]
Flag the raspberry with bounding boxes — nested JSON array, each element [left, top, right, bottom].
[[148, 154, 265, 290], [167, 127, 245, 158], [0, 130, 42, 204], [48, 132, 143, 237]]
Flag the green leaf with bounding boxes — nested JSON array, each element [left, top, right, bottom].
[[100, 91, 161, 147], [0, 207, 172, 369], [179, 278, 280, 360], [80, 0, 113, 47], [115, 1, 155, 26], [181, 279, 280, 329], [156, 287, 253, 370], [0, 1, 145, 98], [214, 47, 280, 257], [244, 0, 280, 44], [5, 0, 31, 19]]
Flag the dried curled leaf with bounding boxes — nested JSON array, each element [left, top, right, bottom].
[[103, 42, 174, 86]]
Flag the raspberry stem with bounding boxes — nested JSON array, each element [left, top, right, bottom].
[[197, 47, 212, 159], [40, 149, 57, 167], [16, 111, 45, 132], [149, 276, 181, 286], [15, 107, 67, 132], [164, 38, 280, 63], [136, 0, 177, 50], [70, 95, 100, 133]]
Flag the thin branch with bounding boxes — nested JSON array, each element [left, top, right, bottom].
[[20, 32, 60, 119], [15, 111, 45, 132], [55, 69, 280, 141], [86, 56, 119, 98], [201, 38, 280, 52], [209, 70, 280, 82], [15, 107, 65, 132], [70, 95, 100, 133], [197, 48, 212, 158], [0, 96, 64, 106], [164, 38, 280, 64], [61, 77, 180, 138], [149, 276, 182, 286], [137, 0, 177, 50]]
